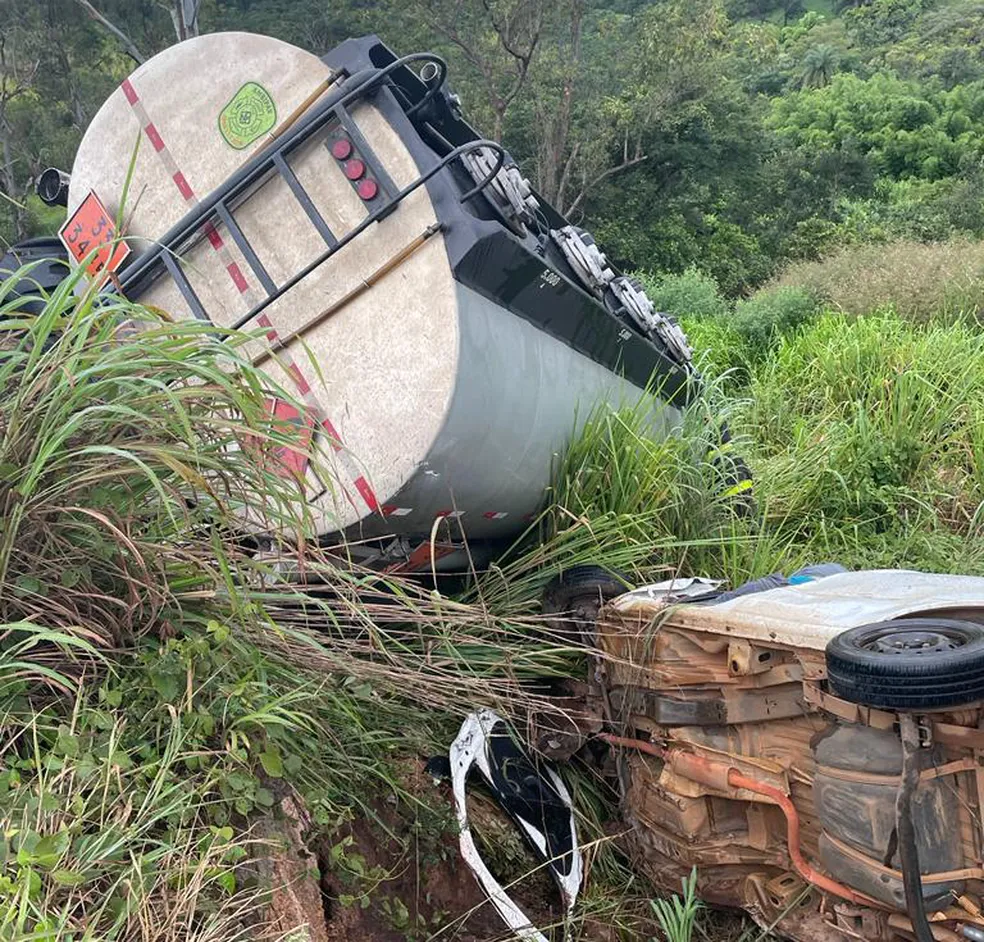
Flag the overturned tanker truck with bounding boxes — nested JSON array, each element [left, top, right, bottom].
[[1, 31, 699, 573]]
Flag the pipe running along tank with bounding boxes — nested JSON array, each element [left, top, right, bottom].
[[60, 33, 700, 570]]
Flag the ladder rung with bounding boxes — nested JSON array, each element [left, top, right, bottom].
[[214, 203, 278, 297], [161, 251, 210, 321], [272, 152, 338, 248]]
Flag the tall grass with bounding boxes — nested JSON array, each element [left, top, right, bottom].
[[0, 263, 314, 654], [0, 271, 605, 939], [695, 307, 984, 573], [771, 237, 984, 321]]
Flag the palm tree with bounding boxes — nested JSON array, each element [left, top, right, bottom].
[[801, 44, 841, 88]]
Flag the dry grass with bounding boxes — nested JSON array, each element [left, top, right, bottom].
[[770, 237, 984, 321]]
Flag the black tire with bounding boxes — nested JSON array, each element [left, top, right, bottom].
[[541, 565, 631, 640], [826, 618, 984, 710], [542, 565, 629, 610]]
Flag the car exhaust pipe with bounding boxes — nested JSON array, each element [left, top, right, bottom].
[[37, 168, 70, 207]]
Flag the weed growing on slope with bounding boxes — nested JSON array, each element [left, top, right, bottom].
[[771, 238, 984, 321]]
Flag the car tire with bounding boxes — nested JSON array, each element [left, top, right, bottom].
[[826, 618, 984, 710], [541, 565, 630, 640]]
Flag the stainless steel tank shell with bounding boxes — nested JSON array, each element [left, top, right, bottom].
[[68, 32, 674, 541]]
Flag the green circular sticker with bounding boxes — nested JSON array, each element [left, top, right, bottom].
[[218, 82, 277, 150]]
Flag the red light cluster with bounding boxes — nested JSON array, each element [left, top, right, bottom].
[[329, 134, 378, 202], [343, 158, 366, 180]]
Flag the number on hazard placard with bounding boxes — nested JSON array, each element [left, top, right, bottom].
[[59, 191, 130, 280]]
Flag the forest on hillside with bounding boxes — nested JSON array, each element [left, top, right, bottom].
[[2, 0, 984, 295]]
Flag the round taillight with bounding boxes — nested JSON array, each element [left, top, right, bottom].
[[357, 178, 378, 200], [331, 138, 352, 160], [344, 159, 366, 180]]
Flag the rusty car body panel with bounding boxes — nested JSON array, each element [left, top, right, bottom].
[[597, 569, 984, 942]]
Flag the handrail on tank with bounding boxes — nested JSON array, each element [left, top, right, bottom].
[[112, 132, 505, 331], [226, 139, 505, 330], [114, 50, 504, 320]]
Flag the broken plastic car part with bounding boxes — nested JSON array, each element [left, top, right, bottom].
[[443, 709, 582, 940]]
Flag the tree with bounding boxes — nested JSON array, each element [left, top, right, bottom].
[[525, 2, 649, 214], [73, 0, 146, 63], [168, 0, 201, 40], [72, 0, 202, 60], [800, 43, 840, 87], [396, 0, 550, 140], [782, 0, 806, 25], [0, 4, 41, 241]]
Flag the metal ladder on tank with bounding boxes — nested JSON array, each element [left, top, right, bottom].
[[112, 54, 505, 333]]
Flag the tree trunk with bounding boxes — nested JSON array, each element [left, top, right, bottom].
[[537, 0, 584, 207], [0, 117, 26, 240], [74, 0, 146, 63], [169, 0, 201, 41]]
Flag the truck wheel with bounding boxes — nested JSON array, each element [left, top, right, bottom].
[[542, 565, 630, 641], [826, 618, 984, 710]]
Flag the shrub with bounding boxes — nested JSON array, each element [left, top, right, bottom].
[[732, 285, 820, 349], [771, 238, 984, 321], [680, 315, 752, 388], [635, 267, 730, 320]]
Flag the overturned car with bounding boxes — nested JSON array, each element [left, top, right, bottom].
[[588, 568, 984, 942]]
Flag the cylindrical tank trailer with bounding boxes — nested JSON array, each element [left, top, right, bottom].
[[4, 32, 702, 571]]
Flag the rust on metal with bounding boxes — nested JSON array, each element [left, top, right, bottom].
[[595, 570, 984, 941]]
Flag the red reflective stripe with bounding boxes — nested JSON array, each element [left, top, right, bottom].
[[172, 171, 194, 201], [255, 313, 278, 342], [121, 79, 138, 104], [145, 123, 165, 152], [321, 417, 343, 452], [226, 262, 249, 293], [353, 476, 378, 512], [286, 362, 311, 396], [203, 222, 224, 249]]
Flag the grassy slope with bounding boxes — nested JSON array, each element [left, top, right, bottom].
[[685, 308, 984, 575], [5, 260, 984, 940]]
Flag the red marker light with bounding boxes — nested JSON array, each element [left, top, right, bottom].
[[357, 178, 378, 200], [344, 159, 366, 180], [331, 138, 352, 160]]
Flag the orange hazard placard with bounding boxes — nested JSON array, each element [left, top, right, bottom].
[[59, 191, 130, 280]]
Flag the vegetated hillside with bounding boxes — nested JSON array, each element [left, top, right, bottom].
[[3, 0, 984, 295], [4, 255, 984, 940]]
